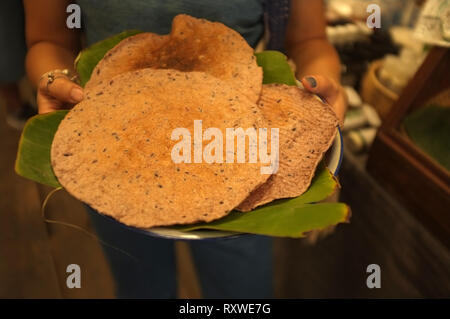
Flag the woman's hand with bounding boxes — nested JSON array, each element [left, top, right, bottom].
[[300, 75, 346, 245], [300, 75, 347, 125], [37, 74, 84, 114]]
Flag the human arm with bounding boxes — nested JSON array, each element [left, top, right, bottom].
[[285, 0, 347, 123], [24, 0, 83, 113]]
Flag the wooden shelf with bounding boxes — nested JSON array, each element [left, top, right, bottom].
[[367, 47, 450, 248]]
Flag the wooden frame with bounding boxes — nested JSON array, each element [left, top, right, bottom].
[[367, 47, 450, 248]]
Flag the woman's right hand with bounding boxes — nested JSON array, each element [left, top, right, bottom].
[[37, 75, 84, 114]]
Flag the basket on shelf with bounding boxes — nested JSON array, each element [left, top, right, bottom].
[[360, 59, 399, 120]]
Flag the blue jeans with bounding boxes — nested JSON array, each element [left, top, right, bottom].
[[86, 206, 273, 298]]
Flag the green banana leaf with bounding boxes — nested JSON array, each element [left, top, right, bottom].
[[15, 31, 349, 237], [255, 51, 297, 86], [178, 203, 348, 237], [15, 111, 68, 188], [176, 168, 348, 237]]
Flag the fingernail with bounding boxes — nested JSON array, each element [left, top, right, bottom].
[[70, 87, 84, 102], [306, 77, 317, 88]]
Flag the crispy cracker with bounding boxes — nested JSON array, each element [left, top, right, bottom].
[[86, 14, 262, 103], [52, 69, 269, 228], [85, 32, 167, 89], [237, 84, 339, 212]]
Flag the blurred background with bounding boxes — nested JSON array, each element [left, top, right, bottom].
[[0, 0, 449, 298]]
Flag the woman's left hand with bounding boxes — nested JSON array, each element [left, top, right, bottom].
[[299, 75, 346, 245], [300, 75, 347, 126]]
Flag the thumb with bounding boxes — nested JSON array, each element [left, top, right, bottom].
[[300, 75, 339, 104], [40, 76, 84, 104]]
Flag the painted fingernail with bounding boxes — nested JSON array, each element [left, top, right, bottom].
[[306, 77, 317, 88], [70, 87, 84, 102]]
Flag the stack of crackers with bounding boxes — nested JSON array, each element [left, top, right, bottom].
[[51, 15, 338, 228]]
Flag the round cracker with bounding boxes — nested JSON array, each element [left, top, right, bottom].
[[52, 69, 269, 228], [237, 84, 339, 212], [86, 14, 262, 104], [85, 32, 167, 89]]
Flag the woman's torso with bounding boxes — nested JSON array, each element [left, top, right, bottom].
[[76, 0, 265, 48]]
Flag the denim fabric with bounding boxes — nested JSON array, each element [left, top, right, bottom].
[[88, 205, 177, 298], [87, 205, 273, 298], [190, 234, 273, 298], [264, 0, 291, 52], [76, 0, 265, 48]]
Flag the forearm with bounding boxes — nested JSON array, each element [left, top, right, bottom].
[[26, 41, 77, 87], [287, 38, 341, 83]]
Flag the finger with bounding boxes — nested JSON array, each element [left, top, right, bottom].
[[304, 225, 336, 246], [300, 75, 339, 104], [304, 230, 320, 245], [40, 76, 84, 104], [37, 89, 75, 114], [37, 91, 59, 114]]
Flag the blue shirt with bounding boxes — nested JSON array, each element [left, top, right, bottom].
[[76, 0, 264, 48]]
